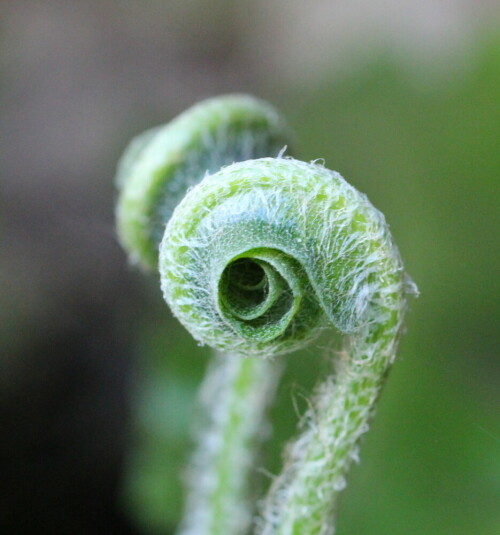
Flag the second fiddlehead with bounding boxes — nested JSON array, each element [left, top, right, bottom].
[[116, 95, 292, 535], [116, 94, 291, 270]]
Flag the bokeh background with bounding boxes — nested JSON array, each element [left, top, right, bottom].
[[1, 1, 499, 534]]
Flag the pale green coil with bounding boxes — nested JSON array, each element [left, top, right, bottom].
[[116, 94, 293, 269], [160, 157, 406, 358]]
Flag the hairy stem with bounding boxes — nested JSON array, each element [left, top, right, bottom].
[[178, 353, 281, 535], [258, 332, 401, 534]]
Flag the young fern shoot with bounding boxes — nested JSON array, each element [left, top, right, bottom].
[[160, 157, 417, 533], [116, 95, 293, 535], [116, 95, 417, 535]]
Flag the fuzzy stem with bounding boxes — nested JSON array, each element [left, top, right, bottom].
[[258, 332, 399, 535], [177, 352, 281, 535]]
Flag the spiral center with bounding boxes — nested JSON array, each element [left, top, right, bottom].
[[224, 258, 268, 310], [216, 249, 311, 343]]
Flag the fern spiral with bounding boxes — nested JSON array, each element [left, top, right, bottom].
[[116, 94, 416, 535]]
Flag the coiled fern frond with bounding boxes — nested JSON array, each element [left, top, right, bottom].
[[116, 94, 417, 535]]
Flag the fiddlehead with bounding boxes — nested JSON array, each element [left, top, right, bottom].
[[116, 94, 292, 270], [161, 157, 407, 356], [115, 95, 291, 535], [116, 94, 416, 535], [159, 157, 416, 533]]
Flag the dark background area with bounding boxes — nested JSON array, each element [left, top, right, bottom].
[[1, 2, 499, 534]]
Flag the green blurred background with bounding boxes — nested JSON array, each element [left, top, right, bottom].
[[1, 2, 498, 534]]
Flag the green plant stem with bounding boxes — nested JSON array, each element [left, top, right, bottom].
[[177, 352, 281, 535], [259, 333, 400, 535]]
